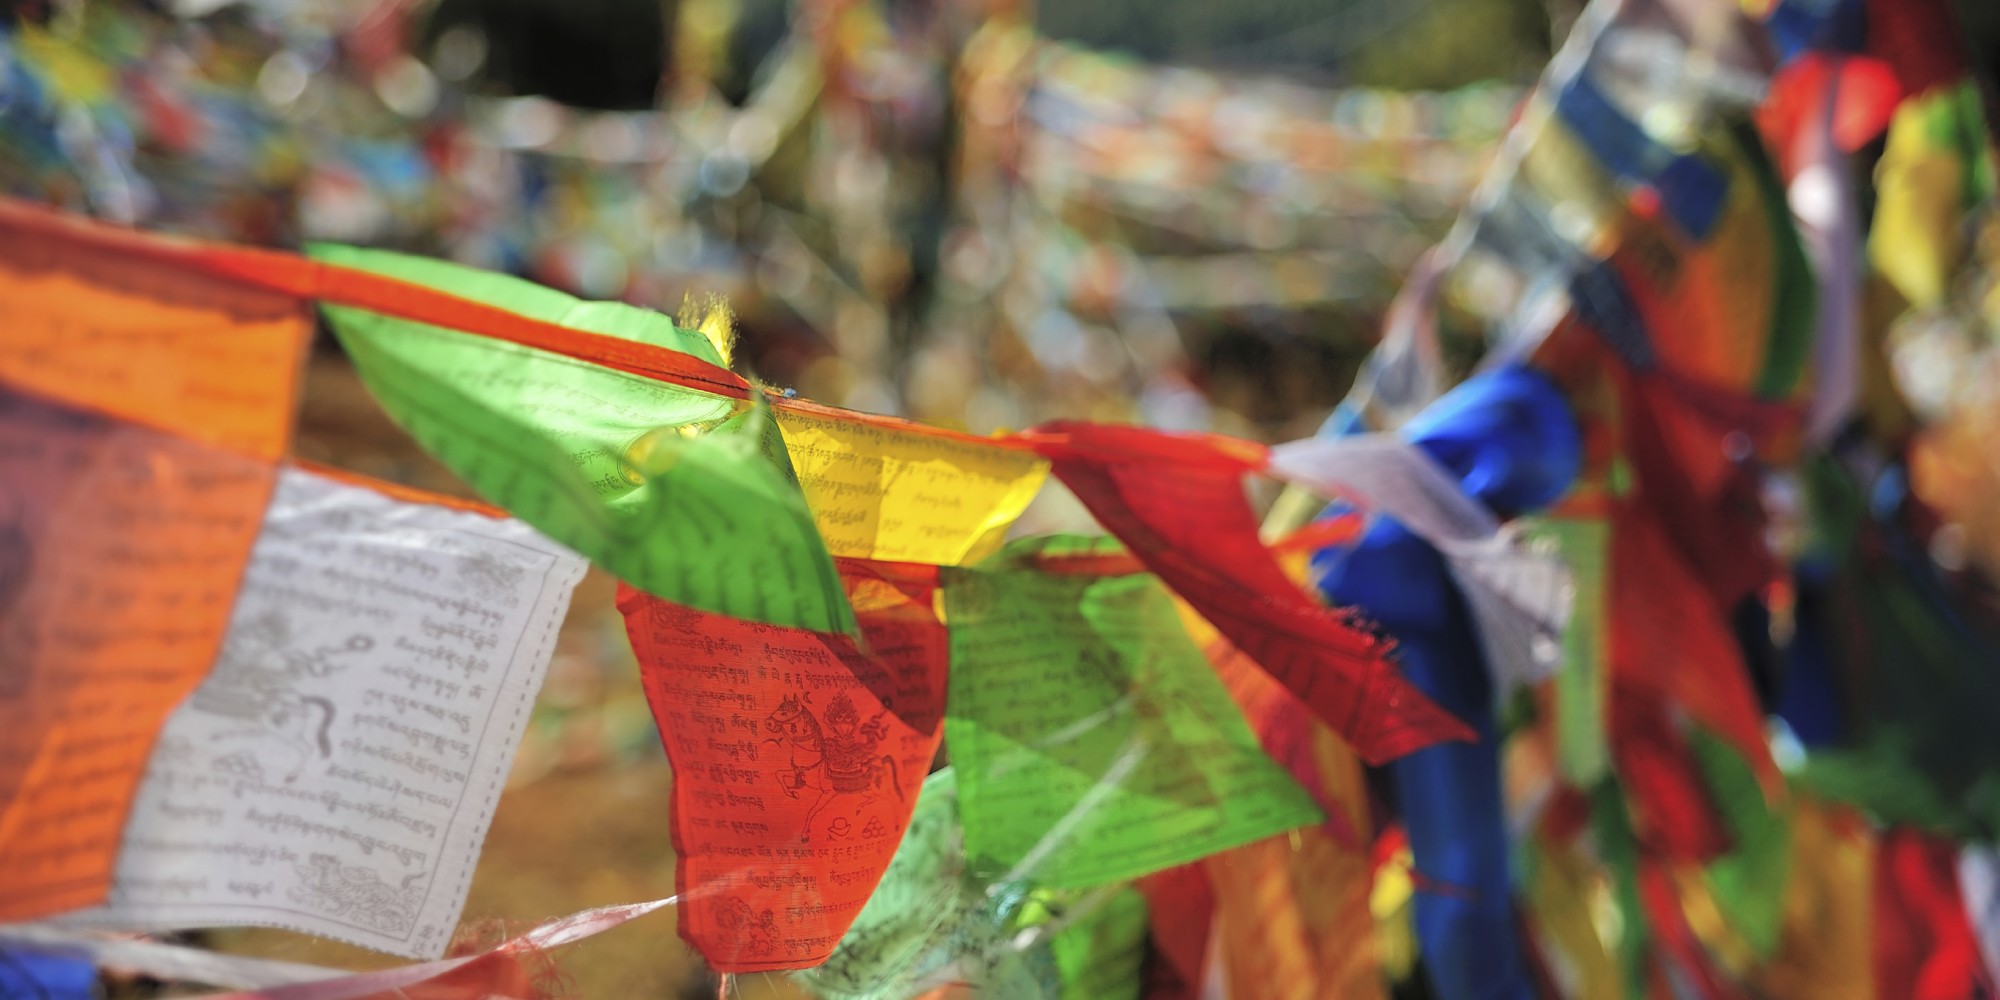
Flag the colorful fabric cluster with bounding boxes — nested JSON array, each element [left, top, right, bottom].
[[2, 0, 1999, 997]]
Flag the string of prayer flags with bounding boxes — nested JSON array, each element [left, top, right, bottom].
[[1021, 422, 1474, 764], [939, 536, 1322, 888], [58, 467, 585, 958], [311, 244, 857, 636], [618, 559, 947, 972]]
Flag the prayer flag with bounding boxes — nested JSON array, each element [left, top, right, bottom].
[[619, 559, 947, 971], [311, 246, 855, 635], [1024, 422, 1473, 764], [941, 536, 1322, 888]]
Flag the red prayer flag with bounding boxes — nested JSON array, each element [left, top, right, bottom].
[[1610, 498, 1777, 795], [1021, 421, 1472, 764], [1875, 827, 1994, 1000], [617, 560, 947, 972], [1136, 862, 1215, 1000]]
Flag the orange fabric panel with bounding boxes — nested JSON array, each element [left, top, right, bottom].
[[0, 390, 279, 919], [1207, 828, 1387, 1000], [1204, 639, 1386, 1000], [0, 205, 309, 461]]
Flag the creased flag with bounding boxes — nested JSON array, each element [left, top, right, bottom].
[[618, 559, 947, 971], [60, 467, 585, 958], [1023, 422, 1473, 763], [311, 245, 855, 635], [803, 768, 1148, 1000], [941, 536, 1322, 888], [0, 202, 311, 919]]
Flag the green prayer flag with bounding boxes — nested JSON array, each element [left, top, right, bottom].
[[801, 769, 1055, 999], [1522, 517, 1610, 787], [803, 769, 1152, 1000], [1049, 888, 1147, 1000], [1691, 729, 1791, 958], [309, 244, 855, 635], [310, 243, 727, 362], [942, 536, 1321, 889]]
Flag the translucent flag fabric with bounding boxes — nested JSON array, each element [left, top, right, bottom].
[[1025, 422, 1473, 763], [61, 467, 586, 958], [618, 560, 947, 971], [312, 245, 855, 636], [802, 769, 1148, 1000], [0, 203, 311, 919], [0, 390, 280, 920], [940, 536, 1322, 888], [774, 403, 1048, 566]]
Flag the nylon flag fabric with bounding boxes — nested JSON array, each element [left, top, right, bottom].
[[62, 467, 585, 958], [774, 403, 1047, 566], [1023, 422, 1472, 764], [310, 244, 855, 636], [618, 560, 947, 971], [1200, 637, 1385, 1000], [0, 200, 310, 461], [802, 768, 1149, 1000], [940, 536, 1321, 889], [0, 204, 311, 920], [0, 390, 281, 921]]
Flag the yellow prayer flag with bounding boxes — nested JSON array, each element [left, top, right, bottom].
[[775, 404, 1047, 565]]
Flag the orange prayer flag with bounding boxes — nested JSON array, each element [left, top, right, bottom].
[[0, 391, 284, 919], [0, 201, 309, 462], [0, 204, 309, 920], [1201, 638, 1386, 1000]]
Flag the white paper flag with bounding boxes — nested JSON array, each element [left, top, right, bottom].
[[59, 468, 585, 957], [1269, 432, 1572, 694]]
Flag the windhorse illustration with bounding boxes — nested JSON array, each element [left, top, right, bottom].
[[765, 691, 903, 841], [189, 611, 373, 782]]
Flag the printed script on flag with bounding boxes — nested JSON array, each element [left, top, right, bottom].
[[59, 469, 585, 957]]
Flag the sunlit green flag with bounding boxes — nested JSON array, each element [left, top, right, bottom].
[[942, 536, 1321, 888], [309, 244, 854, 635]]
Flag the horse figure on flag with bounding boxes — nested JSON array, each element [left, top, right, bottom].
[[764, 690, 903, 842]]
